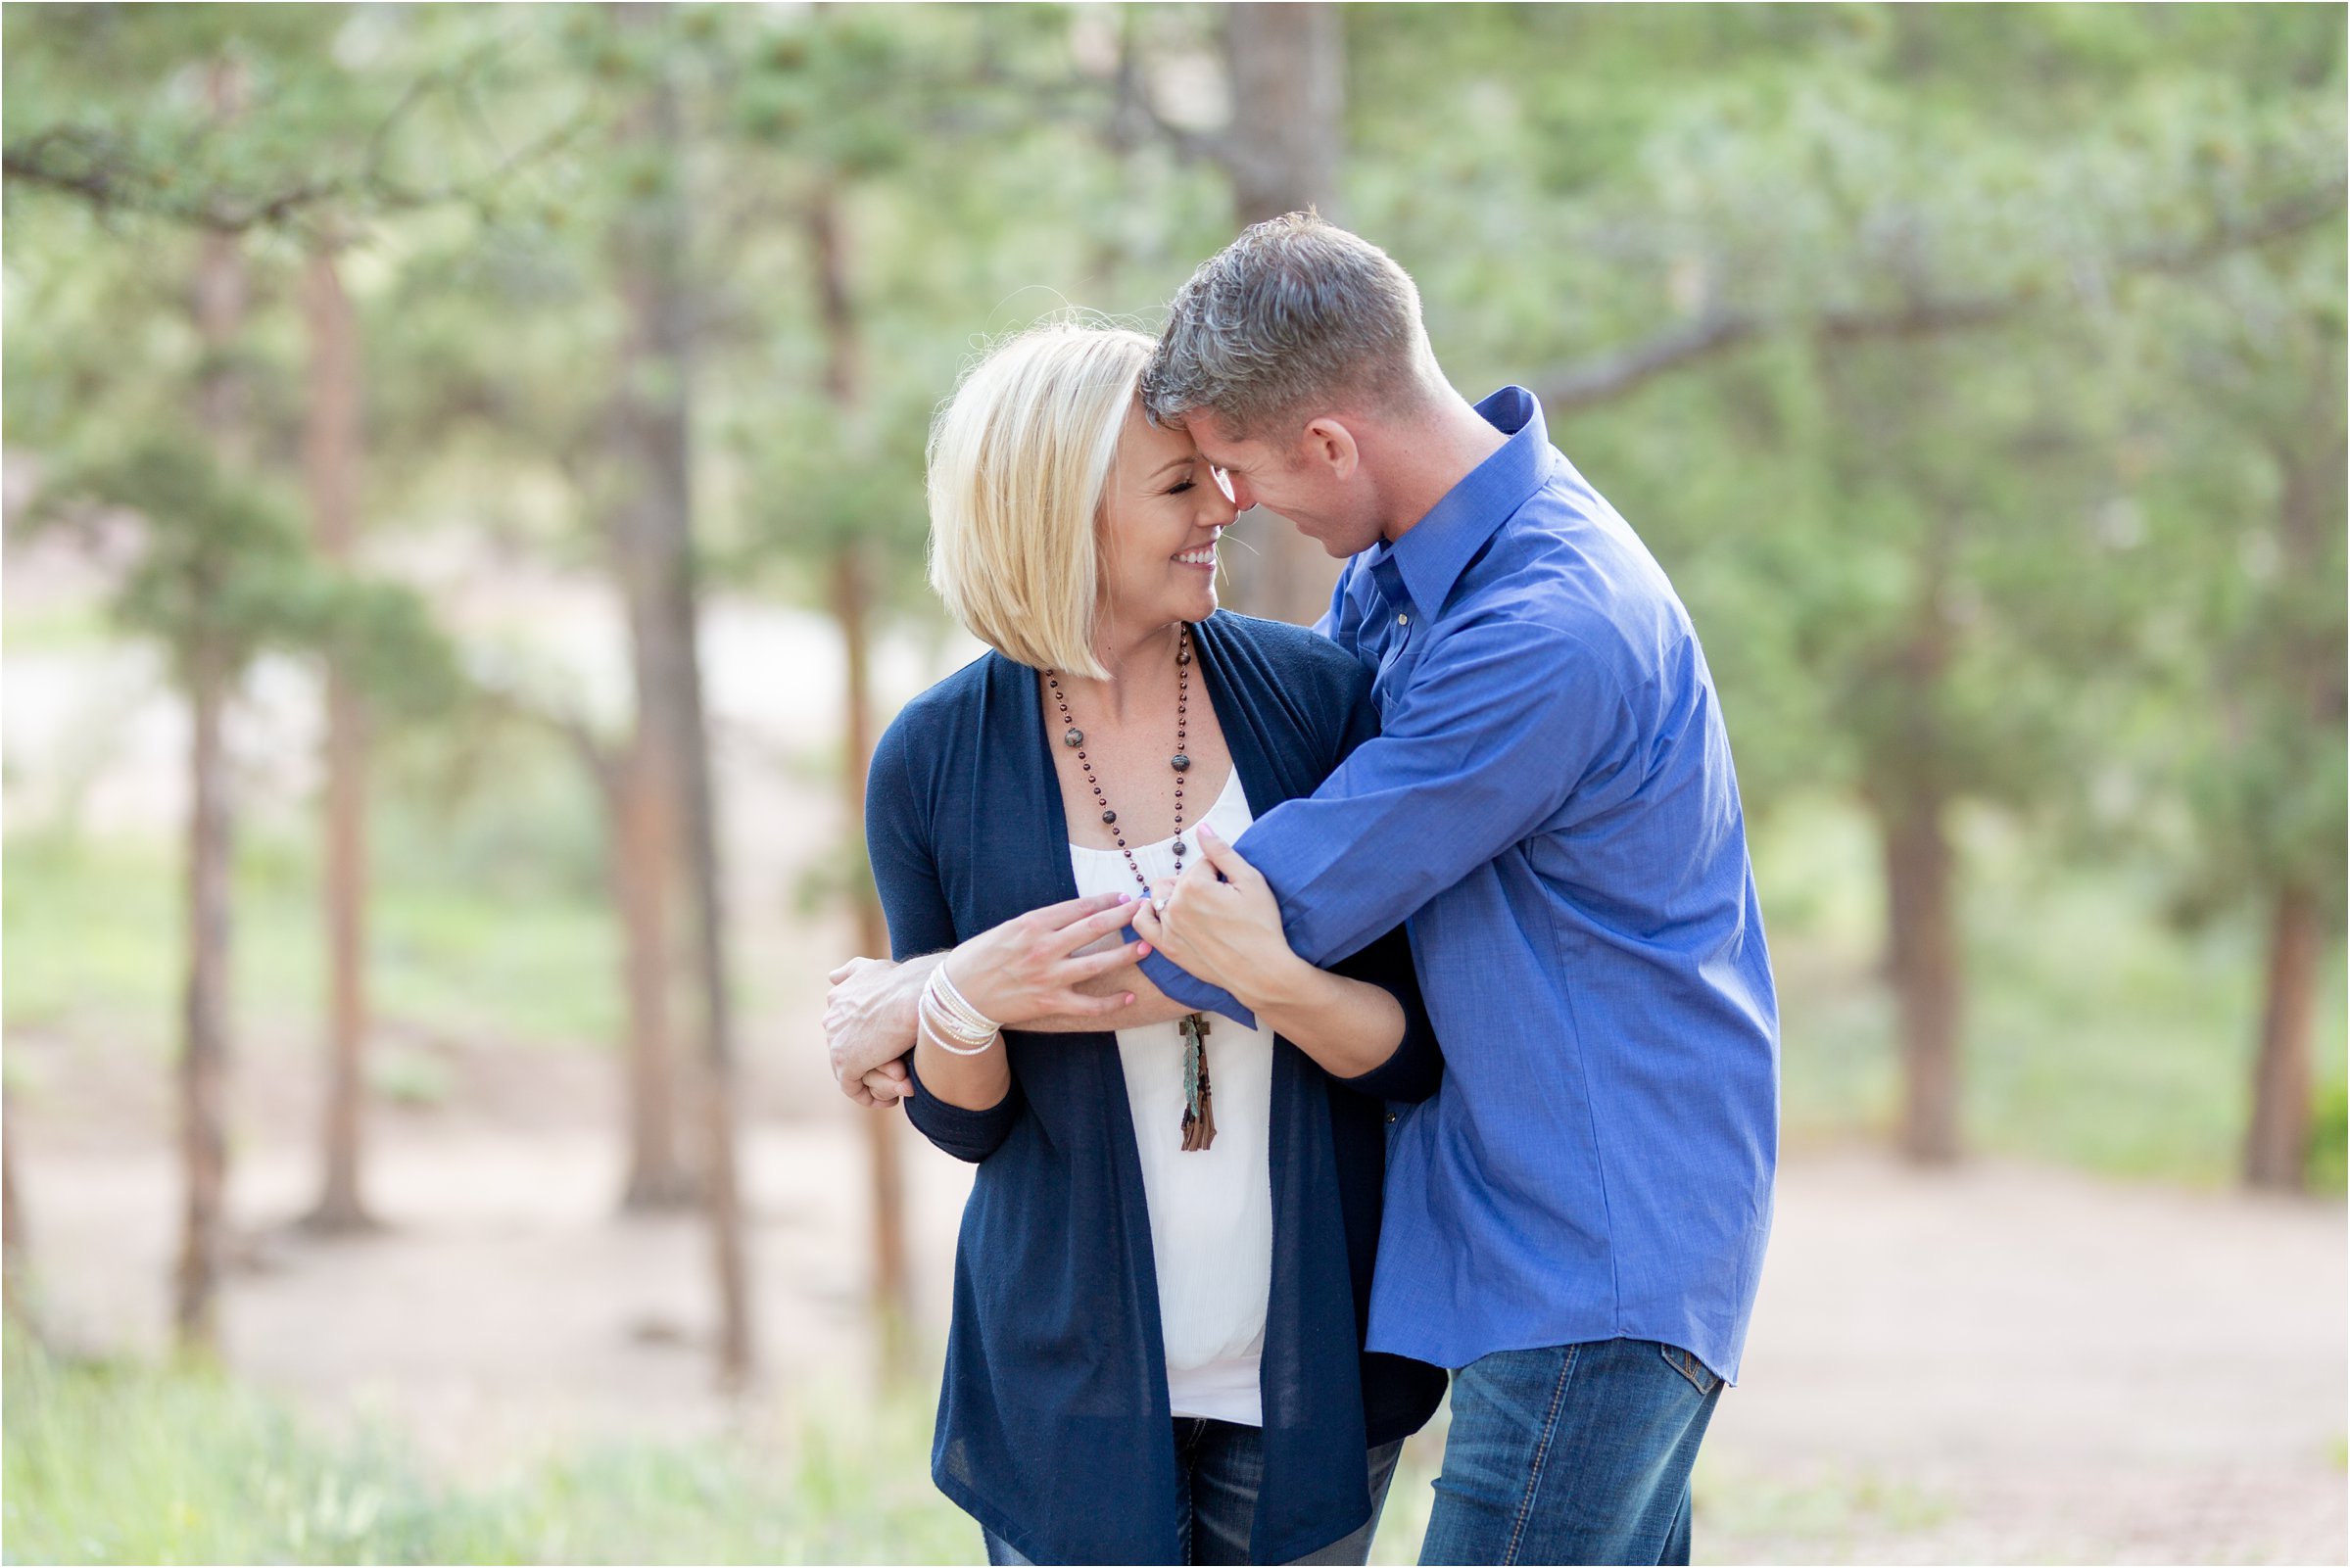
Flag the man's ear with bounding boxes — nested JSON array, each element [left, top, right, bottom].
[[1300, 417, 1361, 482]]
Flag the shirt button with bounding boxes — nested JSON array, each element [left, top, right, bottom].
[[1396, 612, 1410, 626], [1385, 1111, 1398, 1123]]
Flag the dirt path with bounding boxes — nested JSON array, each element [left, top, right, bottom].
[[10, 1053, 2342, 1565], [1700, 1150, 2346, 1564]]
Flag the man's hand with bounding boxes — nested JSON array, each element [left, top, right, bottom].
[[1129, 825, 1302, 1010], [826, 954, 935, 1107], [828, 896, 1151, 1107]]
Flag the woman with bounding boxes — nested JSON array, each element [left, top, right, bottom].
[[862, 320, 1446, 1565]]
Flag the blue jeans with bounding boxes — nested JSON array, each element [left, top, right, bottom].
[[1418, 1339, 1723, 1566], [984, 1418, 1406, 1565]]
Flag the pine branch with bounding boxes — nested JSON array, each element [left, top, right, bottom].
[[4, 93, 593, 236], [1537, 178, 2348, 411]]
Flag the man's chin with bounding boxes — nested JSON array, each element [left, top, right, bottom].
[[1285, 521, 1343, 556], [1310, 529, 1375, 559]]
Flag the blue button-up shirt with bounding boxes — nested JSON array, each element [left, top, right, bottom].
[[1140, 386, 1779, 1382]]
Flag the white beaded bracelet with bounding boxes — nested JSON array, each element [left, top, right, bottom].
[[921, 997, 999, 1057], [926, 965, 1000, 1042], [922, 969, 1000, 1056]]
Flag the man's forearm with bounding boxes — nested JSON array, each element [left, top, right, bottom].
[[1237, 954, 1402, 1079], [833, 951, 940, 1079], [1137, 947, 1257, 1029], [1027, 961, 1195, 1032]]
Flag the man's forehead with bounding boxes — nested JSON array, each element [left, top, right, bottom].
[[1175, 409, 1257, 466]]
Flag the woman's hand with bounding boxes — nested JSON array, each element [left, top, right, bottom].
[[1128, 825, 1306, 1010], [944, 890, 1145, 1027]]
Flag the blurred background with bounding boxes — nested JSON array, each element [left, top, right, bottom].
[[2, 4, 2344, 1563]]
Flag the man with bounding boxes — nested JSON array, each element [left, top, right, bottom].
[[831, 214, 1777, 1566]]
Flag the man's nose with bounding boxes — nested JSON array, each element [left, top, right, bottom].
[[1222, 470, 1257, 512]]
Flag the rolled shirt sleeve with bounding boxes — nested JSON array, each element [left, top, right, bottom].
[[1141, 615, 1646, 1023]]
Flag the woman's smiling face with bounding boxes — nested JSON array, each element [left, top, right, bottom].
[[1095, 397, 1239, 639]]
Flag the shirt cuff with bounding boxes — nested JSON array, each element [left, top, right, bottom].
[[1127, 931, 1260, 1029]]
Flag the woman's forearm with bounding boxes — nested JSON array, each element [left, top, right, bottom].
[[1235, 955, 1405, 1080], [914, 1008, 1013, 1111]]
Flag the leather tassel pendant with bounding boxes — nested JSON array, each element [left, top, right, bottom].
[[1179, 1012, 1217, 1152]]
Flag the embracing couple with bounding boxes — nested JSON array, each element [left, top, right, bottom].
[[825, 214, 1778, 1567]]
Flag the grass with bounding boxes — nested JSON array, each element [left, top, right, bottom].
[[1, 1330, 982, 1565], [0, 596, 115, 655], [1, 1327, 1453, 1567], [3, 820, 618, 1067], [1691, 1451, 1953, 1554], [0, 1327, 2046, 1568]]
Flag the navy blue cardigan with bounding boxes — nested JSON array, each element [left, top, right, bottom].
[[865, 611, 1447, 1566]]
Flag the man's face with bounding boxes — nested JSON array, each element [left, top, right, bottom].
[[1179, 408, 1386, 560]]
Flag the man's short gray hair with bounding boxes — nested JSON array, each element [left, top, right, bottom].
[[1140, 212, 1437, 438]]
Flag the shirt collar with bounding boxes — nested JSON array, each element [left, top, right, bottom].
[[1379, 386, 1551, 618]]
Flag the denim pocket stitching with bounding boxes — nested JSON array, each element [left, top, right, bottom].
[[1658, 1343, 1719, 1398], [1502, 1346, 1578, 1565]]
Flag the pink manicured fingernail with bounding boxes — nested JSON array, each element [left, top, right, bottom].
[[1117, 892, 1132, 903]]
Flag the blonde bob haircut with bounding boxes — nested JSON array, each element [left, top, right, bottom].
[[926, 320, 1155, 681]]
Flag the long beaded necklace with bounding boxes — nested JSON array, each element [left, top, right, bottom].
[[1046, 624, 1216, 1152]]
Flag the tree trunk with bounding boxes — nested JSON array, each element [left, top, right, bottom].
[[614, 729, 694, 1209], [608, 2, 752, 1387], [2240, 415, 2343, 1193], [547, 715, 693, 1211], [1854, 484, 1968, 1168], [2244, 889, 2320, 1190], [174, 57, 247, 1357], [300, 239, 378, 1235], [1880, 783, 1963, 1164], [1217, 3, 1348, 629], [809, 180, 912, 1359], [832, 545, 911, 1360], [176, 642, 235, 1352]]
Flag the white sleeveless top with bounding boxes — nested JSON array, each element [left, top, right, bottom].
[[1068, 769, 1272, 1426]]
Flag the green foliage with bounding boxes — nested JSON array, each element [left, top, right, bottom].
[[2308, 1079, 2348, 1193], [1, 5, 588, 241], [2130, 236, 2348, 929], [23, 433, 462, 718], [5, 3, 2344, 1192], [30, 435, 314, 676], [311, 576, 467, 722]]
